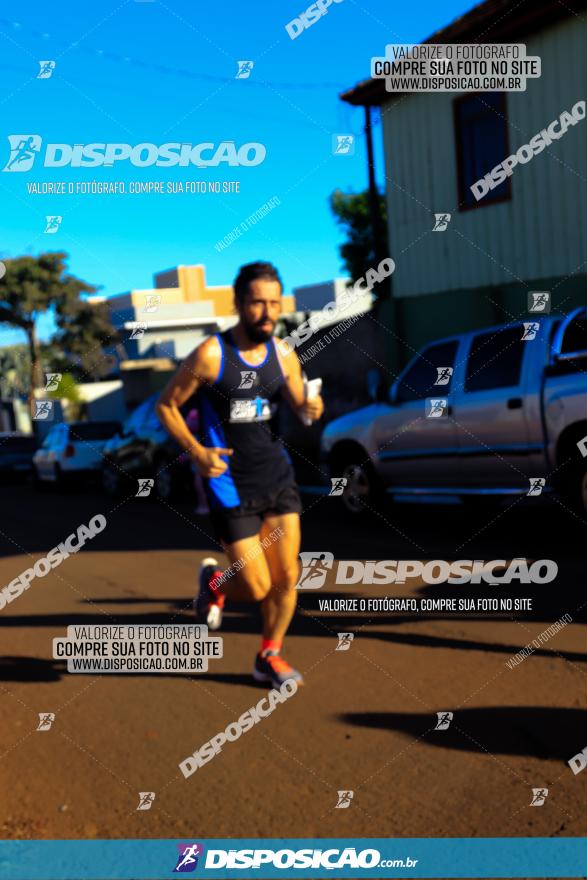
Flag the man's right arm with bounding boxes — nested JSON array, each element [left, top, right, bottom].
[[156, 337, 233, 479]]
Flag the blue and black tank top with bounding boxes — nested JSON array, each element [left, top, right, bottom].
[[196, 330, 294, 508]]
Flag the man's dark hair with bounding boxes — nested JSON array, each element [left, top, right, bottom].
[[233, 261, 283, 305]]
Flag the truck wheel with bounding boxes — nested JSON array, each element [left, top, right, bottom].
[[330, 448, 384, 515]]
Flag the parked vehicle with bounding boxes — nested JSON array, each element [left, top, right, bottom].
[[0, 433, 38, 481], [33, 421, 121, 488], [322, 307, 587, 514], [101, 395, 193, 501]]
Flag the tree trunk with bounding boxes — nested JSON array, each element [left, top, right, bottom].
[[26, 323, 43, 413]]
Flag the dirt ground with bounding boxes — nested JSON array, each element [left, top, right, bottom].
[[1, 482, 587, 856]]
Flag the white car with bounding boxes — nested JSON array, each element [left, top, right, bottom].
[[33, 421, 121, 488]]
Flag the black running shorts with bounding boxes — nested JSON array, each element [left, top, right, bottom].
[[208, 484, 302, 545]]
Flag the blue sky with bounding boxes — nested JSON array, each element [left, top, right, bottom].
[[0, 0, 473, 346]]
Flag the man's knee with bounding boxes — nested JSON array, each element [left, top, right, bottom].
[[240, 568, 272, 602], [272, 562, 300, 592]]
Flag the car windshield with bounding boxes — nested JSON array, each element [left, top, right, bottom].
[[70, 422, 121, 441]]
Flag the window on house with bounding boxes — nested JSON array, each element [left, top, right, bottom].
[[454, 93, 510, 210]]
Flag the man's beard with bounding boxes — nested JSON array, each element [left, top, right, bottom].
[[244, 319, 275, 343]]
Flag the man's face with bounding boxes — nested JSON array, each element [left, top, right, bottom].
[[238, 279, 282, 342]]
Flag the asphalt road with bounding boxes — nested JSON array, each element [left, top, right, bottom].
[[1, 479, 587, 846]]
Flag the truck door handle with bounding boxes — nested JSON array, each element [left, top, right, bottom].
[[507, 397, 523, 409]]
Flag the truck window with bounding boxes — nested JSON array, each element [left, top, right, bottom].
[[561, 317, 587, 355], [396, 341, 459, 403], [465, 327, 525, 392]]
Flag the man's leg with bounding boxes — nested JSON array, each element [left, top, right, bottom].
[[258, 513, 301, 644], [218, 534, 273, 602]]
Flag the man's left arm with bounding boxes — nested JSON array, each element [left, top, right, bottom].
[[277, 345, 324, 424]]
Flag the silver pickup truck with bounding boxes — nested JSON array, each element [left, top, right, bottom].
[[321, 307, 587, 514]]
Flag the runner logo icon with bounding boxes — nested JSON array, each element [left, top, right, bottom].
[[435, 711, 453, 730], [238, 370, 257, 389], [329, 477, 347, 496], [530, 788, 548, 806], [522, 322, 539, 341], [336, 632, 354, 651], [174, 843, 204, 872], [335, 790, 354, 808], [3, 135, 42, 172], [432, 213, 451, 231], [36, 712, 55, 731], [529, 292, 550, 313], [296, 552, 334, 589], [434, 367, 453, 385], [136, 791, 155, 810]]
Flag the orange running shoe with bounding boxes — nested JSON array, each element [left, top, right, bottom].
[[252, 649, 303, 688]]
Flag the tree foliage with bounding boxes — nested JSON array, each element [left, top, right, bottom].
[[329, 188, 388, 284], [0, 252, 118, 400]]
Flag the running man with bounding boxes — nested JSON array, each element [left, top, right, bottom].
[[156, 261, 324, 688]]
